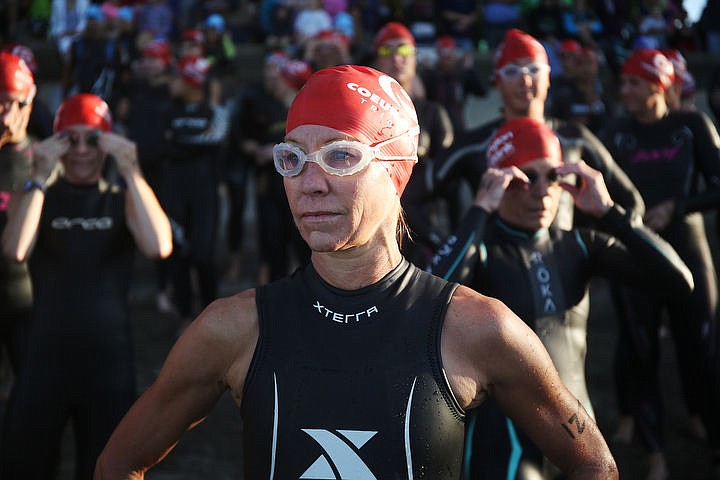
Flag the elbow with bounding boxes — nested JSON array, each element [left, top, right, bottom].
[[1, 240, 27, 264], [141, 239, 173, 260]]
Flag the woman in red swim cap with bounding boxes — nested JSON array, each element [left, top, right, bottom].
[[0, 93, 172, 479], [95, 65, 618, 480]]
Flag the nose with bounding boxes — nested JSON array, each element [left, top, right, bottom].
[[298, 161, 330, 194]]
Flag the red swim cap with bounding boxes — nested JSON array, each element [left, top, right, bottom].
[[53, 93, 112, 133], [0, 52, 35, 99], [1, 44, 37, 73], [621, 49, 674, 91], [280, 59, 313, 90], [559, 39, 582, 55], [487, 117, 561, 169], [176, 55, 210, 88], [373, 22, 415, 50], [661, 48, 687, 86], [495, 29, 548, 71], [142, 39, 171, 68], [286, 65, 419, 195]]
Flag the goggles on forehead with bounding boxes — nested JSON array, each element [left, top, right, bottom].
[[273, 127, 420, 177], [496, 62, 550, 81], [377, 44, 416, 58]]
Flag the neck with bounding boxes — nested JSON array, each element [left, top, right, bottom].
[[311, 238, 403, 291], [506, 103, 545, 122], [634, 97, 667, 124]]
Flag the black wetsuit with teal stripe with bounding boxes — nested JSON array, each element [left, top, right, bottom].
[[242, 259, 466, 479], [427, 205, 692, 479]]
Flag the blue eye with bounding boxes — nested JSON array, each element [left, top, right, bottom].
[[323, 147, 363, 168]]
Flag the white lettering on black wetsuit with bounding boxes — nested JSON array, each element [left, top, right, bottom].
[[242, 260, 465, 479]]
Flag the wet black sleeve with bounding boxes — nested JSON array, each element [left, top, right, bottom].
[[587, 204, 694, 296], [425, 206, 490, 282], [674, 111, 720, 216]]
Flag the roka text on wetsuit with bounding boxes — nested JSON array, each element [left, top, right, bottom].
[[427, 203, 692, 479]]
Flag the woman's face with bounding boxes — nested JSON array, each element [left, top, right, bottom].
[[281, 125, 399, 254], [60, 125, 105, 184]]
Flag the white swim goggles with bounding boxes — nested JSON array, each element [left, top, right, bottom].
[[273, 126, 419, 177], [496, 62, 550, 81]]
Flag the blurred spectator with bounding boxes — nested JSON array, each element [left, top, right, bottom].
[[135, 0, 173, 41], [372, 21, 455, 267], [699, 0, 720, 54], [662, 48, 694, 111], [0, 51, 36, 401], [480, 0, 523, 49], [50, 0, 91, 62], [202, 13, 237, 73], [260, 0, 294, 48], [439, 0, 482, 51], [405, 0, 437, 48], [562, 0, 603, 47], [28, 0, 52, 38], [115, 39, 175, 312], [548, 42, 611, 133], [62, 4, 122, 101], [709, 65, 720, 124], [231, 53, 311, 284], [162, 55, 228, 329], [525, 0, 568, 77], [303, 29, 352, 70], [419, 34, 487, 133], [293, 0, 333, 47], [178, 27, 204, 57], [202, 13, 237, 103], [0, 44, 53, 139], [0, 92, 172, 480], [635, 0, 672, 50]]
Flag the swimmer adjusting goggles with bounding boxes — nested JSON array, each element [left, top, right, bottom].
[[273, 126, 419, 177]]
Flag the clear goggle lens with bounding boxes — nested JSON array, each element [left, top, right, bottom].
[[496, 62, 550, 81], [273, 127, 419, 177]]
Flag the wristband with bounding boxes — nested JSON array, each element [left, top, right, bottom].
[[22, 179, 45, 193]]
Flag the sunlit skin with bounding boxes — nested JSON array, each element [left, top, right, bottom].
[[619, 74, 667, 123], [497, 157, 564, 231], [282, 125, 401, 261], [0, 93, 32, 146], [374, 38, 417, 92], [496, 58, 550, 121], [60, 125, 106, 185]]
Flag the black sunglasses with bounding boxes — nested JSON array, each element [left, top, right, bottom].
[[523, 168, 560, 186], [62, 130, 101, 147]]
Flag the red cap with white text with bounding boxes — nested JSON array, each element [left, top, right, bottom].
[[487, 117, 560, 168], [286, 65, 419, 195], [621, 49, 675, 91], [0, 52, 35, 99]]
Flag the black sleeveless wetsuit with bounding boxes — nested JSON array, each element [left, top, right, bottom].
[[427, 205, 692, 479], [0, 179, 137, 479], [600, 110, 720, 453], [0, 138, 34, 372], [242, 260, 466, 479]]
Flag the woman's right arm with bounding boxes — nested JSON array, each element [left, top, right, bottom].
[[94, 291, 259, 480]]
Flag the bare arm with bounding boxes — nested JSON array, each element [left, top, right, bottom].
[[101, 132, 173, 259], [1, 134, 64, 262], [442, 286, 618, 479], [94, 290, 259, 480]]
